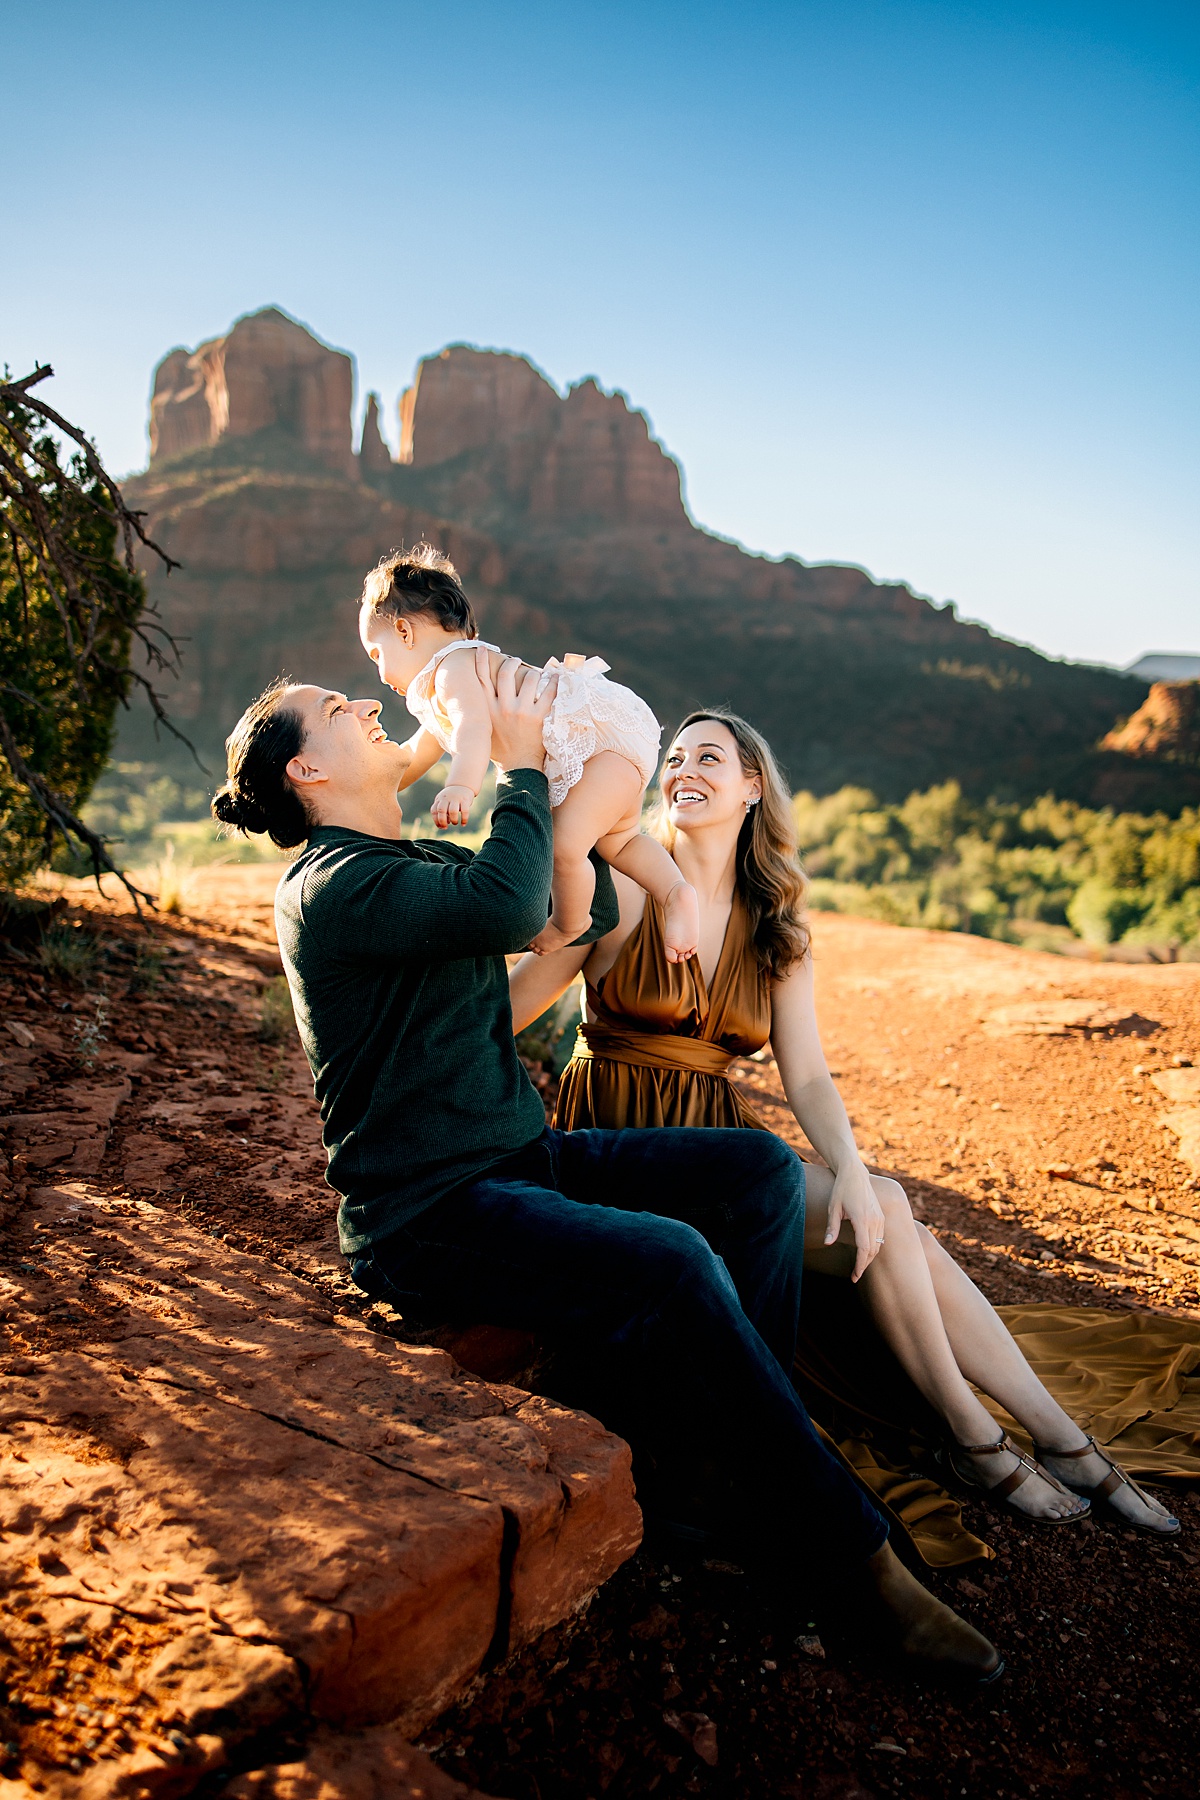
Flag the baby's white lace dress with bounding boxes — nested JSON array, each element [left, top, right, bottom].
[[406, 640, 661, 808]]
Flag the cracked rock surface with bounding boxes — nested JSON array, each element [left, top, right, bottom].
[[0, 1180, 637, 1792], [0, 1182, 637, 1793]]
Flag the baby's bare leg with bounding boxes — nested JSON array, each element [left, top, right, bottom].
[[600, 827, 700, 963], [528, 754, 640, 956]]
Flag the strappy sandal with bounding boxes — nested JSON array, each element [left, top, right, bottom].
[[1032, 1434, 1181, 1538], [944, 1432, 1089, 1525]]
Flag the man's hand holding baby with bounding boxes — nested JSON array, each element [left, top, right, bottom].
[[476, 647, 558, 774]]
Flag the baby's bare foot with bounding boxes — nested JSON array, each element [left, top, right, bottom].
[[529, 916, 591, 956], [663, 880, 700, 963]]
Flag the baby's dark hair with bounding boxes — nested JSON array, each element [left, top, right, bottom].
[[211, 678, 312, 850], [359, 542, 477, 637]]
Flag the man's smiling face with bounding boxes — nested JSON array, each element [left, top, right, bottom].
[[283, 685, 406, 801]]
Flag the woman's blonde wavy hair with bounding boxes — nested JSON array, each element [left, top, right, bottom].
[[650, 708, 810, 981]]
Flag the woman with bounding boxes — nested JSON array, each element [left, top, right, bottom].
[[510, 709, 1182, 1554]]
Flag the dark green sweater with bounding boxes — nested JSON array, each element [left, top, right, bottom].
[[274, 769, 617, 1254]]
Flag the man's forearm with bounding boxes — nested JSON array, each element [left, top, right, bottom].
[[448, 768, 555, 951], [326, 768, 556, 963], [473, 770, 616, 942]]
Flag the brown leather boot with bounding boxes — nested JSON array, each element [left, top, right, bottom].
[[855, 1542, 1003, 1682]]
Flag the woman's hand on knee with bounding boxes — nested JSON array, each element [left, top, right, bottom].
[[824, 1162, 888, 1284]]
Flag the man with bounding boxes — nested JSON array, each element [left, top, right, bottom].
[[213, 651, 1000, 1682]]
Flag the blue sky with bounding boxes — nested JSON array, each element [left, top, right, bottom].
[[6, 0, 1197, 666]]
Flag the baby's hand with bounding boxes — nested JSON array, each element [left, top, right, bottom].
[[431, 784, 476, 830]]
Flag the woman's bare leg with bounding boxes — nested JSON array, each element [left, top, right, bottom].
[[802, 1165, 1085, 1520], [916, 1219, 1177, 1530], [805, 1166, 1175, 1527]]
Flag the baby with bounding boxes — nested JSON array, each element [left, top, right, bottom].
[[359, 544, 699, 960]]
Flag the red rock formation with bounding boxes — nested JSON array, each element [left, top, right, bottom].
[[400, 347, 560, 467], [400, 346, 685, 527], [531, 376, 686, 525], [124, 311, 1157, 805], [150, 307, 357, 477], [358, 392, 393, 472], [1100, 681, 1200, 763]]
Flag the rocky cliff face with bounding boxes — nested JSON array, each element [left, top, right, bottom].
[[1101, 682, 1200, 764], [122, 311, 1191, 810], [150, 307, 357, 478], [358, 391, 394, 472], [400, 347, 686, 528]]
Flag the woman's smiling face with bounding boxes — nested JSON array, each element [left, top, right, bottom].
[[660, 719, 761, 834]]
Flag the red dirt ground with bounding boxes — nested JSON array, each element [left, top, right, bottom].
[[3, 868, 1199, 1798]]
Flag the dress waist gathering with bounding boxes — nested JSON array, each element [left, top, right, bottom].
[[571, 1023, 736, 1079]]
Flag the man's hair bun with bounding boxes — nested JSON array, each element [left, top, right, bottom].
[[212, 680, 311, 850], [212, 785, 267, 834]]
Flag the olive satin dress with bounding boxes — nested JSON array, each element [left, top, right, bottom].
[[554, 897, 1200, 1567]]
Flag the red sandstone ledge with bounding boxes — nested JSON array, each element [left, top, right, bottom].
[[0, 1183, 641, 1796]]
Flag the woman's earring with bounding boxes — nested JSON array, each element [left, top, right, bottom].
[[745, 796, 759, 811]]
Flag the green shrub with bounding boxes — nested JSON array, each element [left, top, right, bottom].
[[73, 996, 108, 1069], [1066, 879, 1145, 946], [37, 922, 100, 985], [258, 976, 296, 1045], [796, 784, 1200, 954], [1, 372, 179, 893], [128, 941, 167, 994], [80, 765, 281, 867]]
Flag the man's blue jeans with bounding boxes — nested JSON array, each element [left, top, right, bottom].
[[351, 1127, 887, 1569]]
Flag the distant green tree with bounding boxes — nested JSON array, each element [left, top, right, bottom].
[[793, 781, 1200, 954], [0, 365, 183, 896]]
